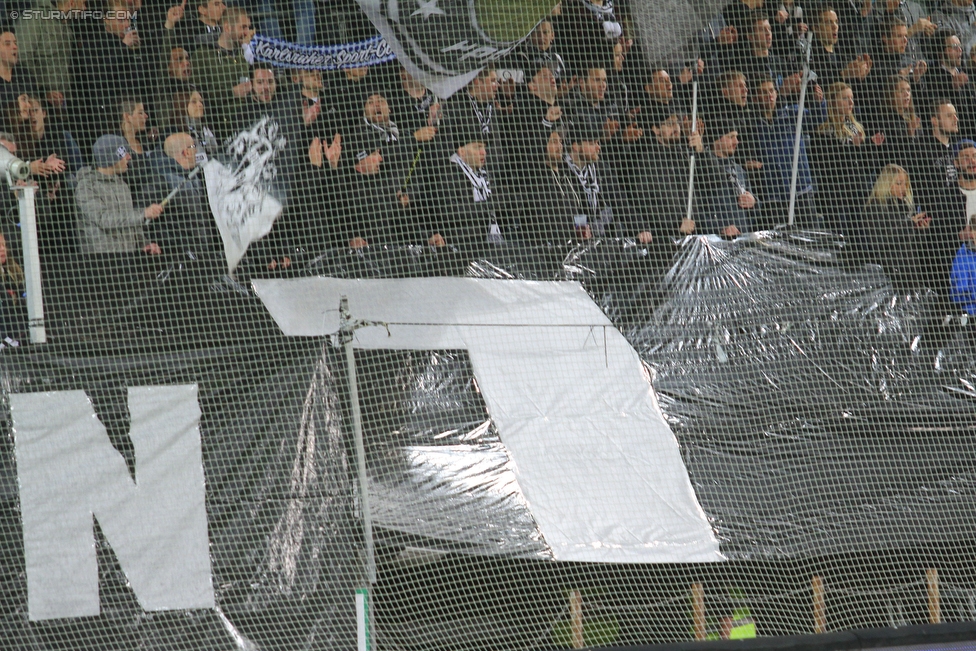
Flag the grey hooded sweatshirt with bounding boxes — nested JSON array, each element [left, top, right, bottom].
[[75, 166, 148, 253]]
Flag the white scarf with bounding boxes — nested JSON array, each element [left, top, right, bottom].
[[364, 117, 399, 143], [450, 153, 491, 203]]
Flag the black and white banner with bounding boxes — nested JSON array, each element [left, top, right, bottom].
[[355, 0, 547, 98], [252, 34, 395, 70], [204, 116, 286, 273]]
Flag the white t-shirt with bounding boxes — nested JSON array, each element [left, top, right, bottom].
[[961, 186, 976, 224]]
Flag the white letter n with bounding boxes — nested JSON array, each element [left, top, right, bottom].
[[10, 386, 214, 621]]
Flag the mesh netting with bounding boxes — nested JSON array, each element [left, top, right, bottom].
[[1, 0, 976, 649]]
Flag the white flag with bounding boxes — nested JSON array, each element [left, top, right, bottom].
[[204, 116, 286, 273]]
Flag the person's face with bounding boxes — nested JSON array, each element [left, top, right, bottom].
[[755, 81, 777, 111], [199, 0, 226, 23], [299, 69, 323, 92], [126, 103, 147, 130], [582, 68, 607, 102], [29, 100, 44, 132], [750, 19, 773, 51], [834, 88, 854, 117], [723, 76, 748, 107], [742, 0, 763, 8], [945, 35, 963, 66], [815, 10, 839, 46], [0, 33, 17, 67], [529, 66, 557, 97], [714, 131, 739, 157], [469, 70, 498, 102], [891, 171, 908, 198], [460, 142, 487, 169], [575, 139, 601, 162], [532, 20, 554, 51], [935, 103, 959, 133], [187, 91, 205, 119], [546, 131, 563, 162], [169, 48, 190, 80], [252, 69, 276, 103], [364, 94, 390, 125], [105, 14, 130, 37], [227, 15, 253, 45], [956, 146, 976, 176], [885, 0, 899, 11], [648, 70, 672, 101], [0, 234, 8, 265], [345, 67, 368, 81], [892, 81, 911, 111], [884, 25, 908, 54], [653, 115, 682, 144]]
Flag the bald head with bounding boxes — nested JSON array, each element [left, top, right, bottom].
[[164, 132, 196, 170]]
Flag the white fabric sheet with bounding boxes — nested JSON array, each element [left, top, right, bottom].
[[253, 277, 722, 563]]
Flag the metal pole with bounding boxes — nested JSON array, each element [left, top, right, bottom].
[[16, 184, 45, 343], [686, 78, 700, 224], [787, 31, 815, 227], [340, 295, 377, 586]]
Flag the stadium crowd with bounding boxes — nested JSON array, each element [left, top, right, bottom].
[[1, 0, 976, 343]]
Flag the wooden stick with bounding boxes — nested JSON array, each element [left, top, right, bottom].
[[570, 590, 584, 649], [692, 583, 706, 641], [812, 575, 826, 634], [927, 568, 941, 624]]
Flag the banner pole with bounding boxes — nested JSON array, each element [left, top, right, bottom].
[[686, 77, 699, 225], [787, 31, 814, 227]]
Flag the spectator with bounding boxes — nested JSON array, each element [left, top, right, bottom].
[[810, 81, 873, 232], [0, 32, 37, 130], [566, 64, 620, 144], [930, 138, 976, 304], [15, 0, 80, 109], [190, 7, 253, 140], [868, 76, 922, 169], [924, 30, 976, 133], [142, 132, 215, 261], [745, 76, 826, 227], [516, 128, 580, 244], [639, 68, 687, 122], [869, 0, 934, 65], [0, 230, 25, 346], [809, 3, 873, 88], [74, 8, 148, 149], [443, 67, 507, 173], [511, 62, 564, 147], [934, 0, 976, 56], [554, 0, 623, 75], [432, 136, 510, 250], [727, 10, 798, 92], [520, 19, 570, 95], [696, 119, 759, 236], [950, 214, 976, 314], [344, 91, 413, 247], [561, 120, 650, 242], [166, 91, 218, 160], [75, 134, 162, 255], [834, 0, 874, 61], [771, 0, 810, 61], [384, 65, 439, 217], [856, 163, 932, 290], [163, 0, 226, 53], [333, 67, 373, 128], [911, 99, 961, 214], [236, 64, 283, 129], [627, 111, 702, 237], [874, 14, 926, 77], [156, 47, 193, 118]]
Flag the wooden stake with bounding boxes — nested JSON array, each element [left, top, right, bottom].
[[570, 590, 584, 649], [692, 583, 706, 640], [812, 575, 826, 634], [927, 568, 941, 624]]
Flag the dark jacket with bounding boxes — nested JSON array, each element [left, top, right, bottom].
[[140, 151, 216, 259], [856, 197, 928, 291], [696, 150, 759, 234]]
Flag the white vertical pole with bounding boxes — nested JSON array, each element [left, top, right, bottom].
[[686, 78, 700, 224], [16, 184, 45, 343], [356, 588, 371, 651], [788, 32, 815, 227]]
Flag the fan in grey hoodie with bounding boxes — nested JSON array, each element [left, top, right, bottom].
[[75, 135, 164, 254], [934, 0, 976, 55]]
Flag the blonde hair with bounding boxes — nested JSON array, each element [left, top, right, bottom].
[[868, 164, 914, 207], [819, 82, 865, 142]]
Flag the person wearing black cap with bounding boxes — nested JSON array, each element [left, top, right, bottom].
[[696, 119, 759, 236]]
